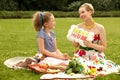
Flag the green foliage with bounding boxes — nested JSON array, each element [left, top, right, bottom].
[[92, 0, 115, 11], [0, 0, 18, 11], [0, 11, 79, 18], [67, 1, 81, 11], [0, 11, 35, 18], [65, 58, 83, 74], [94, 11, 120, 17], [0, 0, 119, 11], [51, 11, 79, 17]]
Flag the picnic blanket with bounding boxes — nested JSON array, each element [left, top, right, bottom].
[[4, 57, 120, 80], [3, 57, 94, 79], [4, 57, 33, 69], [40, 72, 94, 79]]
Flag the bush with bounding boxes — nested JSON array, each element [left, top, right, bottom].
[[0, 11, 120, 18], [51, 11, 78, 17], [94, 11, 120, 17], [0, 11, 35, 18]]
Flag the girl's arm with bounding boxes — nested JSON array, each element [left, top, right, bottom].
[[37, 38, 66, 60], [53, 38, 62, 55], [54, 38, 69, 60]]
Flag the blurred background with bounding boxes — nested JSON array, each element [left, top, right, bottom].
[[0, 0, 120, 18]]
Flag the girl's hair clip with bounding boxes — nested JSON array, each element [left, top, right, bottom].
[[40, 13, 43, 28]]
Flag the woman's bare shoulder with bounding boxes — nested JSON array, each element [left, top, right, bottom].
[[77, 23, 83, 28], [95, 23, 104, 29]]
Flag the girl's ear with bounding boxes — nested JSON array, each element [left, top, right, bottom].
[[43, 22, 48, 27]]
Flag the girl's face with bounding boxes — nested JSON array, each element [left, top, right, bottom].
[[45, 15, 55, 29], [79, 7, 92, 21]]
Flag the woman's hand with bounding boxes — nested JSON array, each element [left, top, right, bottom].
[[73, 41, 79, 48], [84, 40, 92, 47]]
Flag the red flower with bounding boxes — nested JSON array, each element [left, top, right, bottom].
[[88, 66, 96, 69], [78, 50, 86, 56], [88, 66, 92, 69], [97, 67, 102, 71], [75, 50, 79, 53], [94, 34, 100, 41]]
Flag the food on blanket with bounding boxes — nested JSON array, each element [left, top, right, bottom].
[[38, 63, 49, 69], [67, 25, 94, 47], [47, 69, 60, 74], [65, 58, 83, 74], [28, 64, 47, 73], [29, 63, 63, 73], [49, 65, 66, 71]]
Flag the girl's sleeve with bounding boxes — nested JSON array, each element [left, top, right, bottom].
[[37, 30, 45, 38]]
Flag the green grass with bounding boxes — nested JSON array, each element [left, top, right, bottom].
[[0, 18, 120, 80]]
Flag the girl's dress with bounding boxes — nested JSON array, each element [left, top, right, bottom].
[[73, 34, 120, 76]]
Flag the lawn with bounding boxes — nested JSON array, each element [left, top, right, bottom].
[[0, 18, 120, 80]]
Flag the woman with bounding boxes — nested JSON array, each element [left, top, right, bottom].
[[67, 3, 120, 76]]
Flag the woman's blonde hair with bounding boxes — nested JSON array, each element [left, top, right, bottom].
[[32, 11, 53, 32], [80, 3, 94, 14]]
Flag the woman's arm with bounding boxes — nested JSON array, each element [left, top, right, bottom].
[[84, 25, 106, 52], [73, 41, 79, 48]]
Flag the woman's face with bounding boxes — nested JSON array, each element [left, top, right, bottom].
[[79, 7, 92, 21]]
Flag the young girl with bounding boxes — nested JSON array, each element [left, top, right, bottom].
[[32, 11, 69, 66], [15, 12, 69, 69]]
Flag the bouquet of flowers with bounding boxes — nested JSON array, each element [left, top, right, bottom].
[[65, 58, 98, 76]]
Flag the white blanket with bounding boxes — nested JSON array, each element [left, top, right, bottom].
[[40, 72, 94, 79], [4, 57, 32, 69]]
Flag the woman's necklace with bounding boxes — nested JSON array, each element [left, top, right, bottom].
[[84, 20, 95, 30]]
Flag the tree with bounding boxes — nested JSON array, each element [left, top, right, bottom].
[[67, 1, 82, 11], [0, 0, 18, 11], [0, 0, 119, 11]]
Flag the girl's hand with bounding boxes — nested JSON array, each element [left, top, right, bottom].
[[84, 40, 92, 47], [63, 53, 70, 60]]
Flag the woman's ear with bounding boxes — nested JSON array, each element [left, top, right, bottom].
[[89, 10, 93, 15]]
